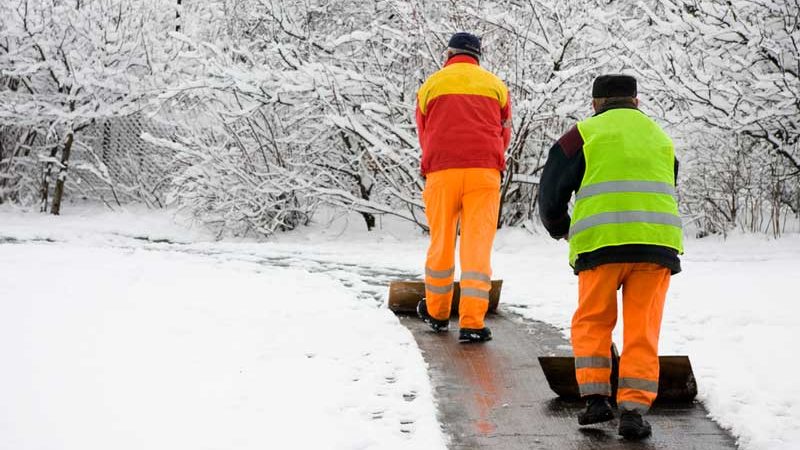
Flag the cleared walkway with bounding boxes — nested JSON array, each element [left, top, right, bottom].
[[399, 311, 737, 450]]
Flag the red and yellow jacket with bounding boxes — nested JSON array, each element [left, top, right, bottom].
[[415, 55, 512, 175]]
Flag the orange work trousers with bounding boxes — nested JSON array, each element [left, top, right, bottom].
[[423, 168, 501, 329], [572, 262, 670, 413]]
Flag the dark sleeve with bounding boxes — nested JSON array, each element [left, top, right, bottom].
[[537, 125, 585, 239]]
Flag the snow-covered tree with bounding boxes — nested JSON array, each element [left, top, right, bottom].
[[156, 0, 626, 234], [2, 0, 797, 236], [0, 0, 179, 213], [616, 0, 800, 234]]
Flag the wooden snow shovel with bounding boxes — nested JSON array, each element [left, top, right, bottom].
[[538, 344, 698, 402], [387, 280, 503, 316]]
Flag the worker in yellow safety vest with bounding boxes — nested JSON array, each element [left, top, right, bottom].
[[538, 74, 683, 440]]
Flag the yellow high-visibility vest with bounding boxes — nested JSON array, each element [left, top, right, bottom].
[[569, 108, 684, 267]]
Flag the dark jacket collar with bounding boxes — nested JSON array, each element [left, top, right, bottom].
[[594, 100, 638, 116], [445, 54, 479, 67]]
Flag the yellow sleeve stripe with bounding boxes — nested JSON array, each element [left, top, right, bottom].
[[418, 64, 508, 115]]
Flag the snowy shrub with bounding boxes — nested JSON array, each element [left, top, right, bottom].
[[0, 0, 181, 213], [1, 0, 797, 236], [626, 0, 800, 235], [160, 135, 317, 238]]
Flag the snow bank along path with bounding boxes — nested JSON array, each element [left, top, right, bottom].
[[0, 243, 446, 450]]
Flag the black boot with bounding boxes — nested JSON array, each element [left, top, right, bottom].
[[577, 395, 614, 425], [416, 299, 449, 332], [458, 327, 492, 342], [618, 411, 652, 439]]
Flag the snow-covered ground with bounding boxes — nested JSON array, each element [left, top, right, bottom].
[[1, 205, 799, 449], [0, 208, 444, 450]]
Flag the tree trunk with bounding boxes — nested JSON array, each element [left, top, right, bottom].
[[361, 211, 376, 231], [39, 144, 60, 212], [357, 175, 375, 231], [50, 132, 74, 215], [176, 0, 182, 31]]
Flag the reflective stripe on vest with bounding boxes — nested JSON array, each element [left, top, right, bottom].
[[569, 211, 683, 238], [574, 180, 676, 201], [569, 108, 683, 267]]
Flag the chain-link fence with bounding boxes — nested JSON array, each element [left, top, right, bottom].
[[68, 113, 178, 209], [0, 112, 179, 210]]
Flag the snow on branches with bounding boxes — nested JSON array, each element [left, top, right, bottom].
[[0, 0, 180, 213], [1, 0, 797, 236]]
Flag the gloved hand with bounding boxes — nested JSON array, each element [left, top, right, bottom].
[[547, 215, 571, 241]]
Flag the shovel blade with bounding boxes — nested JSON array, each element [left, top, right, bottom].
[[387, 280, 502, 316], [538, 355, 697, 402]]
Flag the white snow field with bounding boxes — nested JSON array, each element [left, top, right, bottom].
[[1, 205, 799, 449], [0, 209, 445, 450]]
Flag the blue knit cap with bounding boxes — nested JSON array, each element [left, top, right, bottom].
[[447, 32, 481, 57]]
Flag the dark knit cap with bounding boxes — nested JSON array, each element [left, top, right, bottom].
[[592, 74, 637, 98], [447, 32, 481, 57]]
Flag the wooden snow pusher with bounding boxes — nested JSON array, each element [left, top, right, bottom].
[[387, 280, 503, 316], [538, 344, 697, 402]]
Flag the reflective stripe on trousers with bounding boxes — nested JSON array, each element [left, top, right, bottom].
[[575, 356, 611, 369], [460, 270, 491, 300], [425, 266, 454, 299], [576, 355, 613, 397], [619, 377, 658, 394], [578, 381, 612, 397], [425, 282, 453, 295], [575, 354, 613, 398], [426, 267, 455, 279]]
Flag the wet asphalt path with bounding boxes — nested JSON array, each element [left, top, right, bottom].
[[400, 311, 738, 449]]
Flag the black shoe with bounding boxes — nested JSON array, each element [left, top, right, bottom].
[[618, 411, 652, 439], [577, 395, 614, 425], [458, 327, 492, 342], [416, 299, 449, 332]]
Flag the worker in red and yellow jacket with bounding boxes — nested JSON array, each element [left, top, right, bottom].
[[414, 32, 512, 342]]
